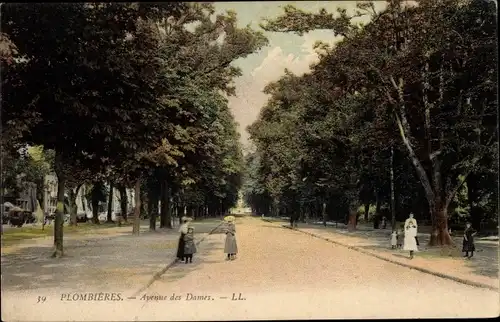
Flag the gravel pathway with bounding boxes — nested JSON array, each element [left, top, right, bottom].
[[2, 217, 498, 321], [143, 217, 499, 320], [266, 217, 499, 283]]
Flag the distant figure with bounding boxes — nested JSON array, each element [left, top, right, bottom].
[[397, 227, 404, 249], [176, 216, 190, 262], [462, 222, 477, 259], [390, 231, 397, 249], [382, 216, 387, 229], [224, 217, 238, 260], [183, 226, 197, 264], [403, 213, 418, 259]]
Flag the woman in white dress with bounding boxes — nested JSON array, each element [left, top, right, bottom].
[[403, 213, 418, 259]]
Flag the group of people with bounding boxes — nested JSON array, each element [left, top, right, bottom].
[[175, 216, 238, 264], [390, 213, 477, 260], [175, 212, 478, 263]]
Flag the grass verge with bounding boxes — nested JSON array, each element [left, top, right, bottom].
[[1, 222, 128, 247]]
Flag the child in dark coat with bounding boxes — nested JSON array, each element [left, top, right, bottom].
[[462, 222, 477, 259], [184, 226, 197, 263], [397, 227, 404, 249]]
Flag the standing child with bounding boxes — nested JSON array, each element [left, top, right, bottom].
[[390, 231, 397, 249], [462, 222, 477, 259], [183, 226, 197, 264], [397, 227, 404, 249]]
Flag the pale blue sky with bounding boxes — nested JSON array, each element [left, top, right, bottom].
[[212, 1, 387, 146]]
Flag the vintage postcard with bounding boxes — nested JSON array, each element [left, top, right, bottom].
[[1, 1, 499, 321]]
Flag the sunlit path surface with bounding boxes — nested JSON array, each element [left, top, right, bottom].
[[4, 217, 496, 321]]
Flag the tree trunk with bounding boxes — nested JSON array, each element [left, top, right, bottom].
[[140, 186, 146, 220], [92, 198, 100, 225], [374, 192, 381, 229], [68, 185, 82, 226], [68, 190, 77, 226], [347, 199, 358, 232], [133, 179, 141, 235], [147, 176, 159, 231], [428, 206, 453, 246], [52, 150, 65, 258], [91, 197, 99, 224], [148, 191, 155, 230], [159, 182, 166, 227], [160, 182, 172, 228], [177, 205, 184, 219], [118, 184, 128, 222], [390, 145, 396, 231], [148, 192, 159, 231], [172, 202, 177, 219], [322, 202, 327, 226], [364, 202, 370, 221], [347, 210, 357, 231], [107, 181, 114, 223], [394, 94, 460, 246], [467, 174, 481, 231]]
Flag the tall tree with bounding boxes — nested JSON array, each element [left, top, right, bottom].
[[252, 0, 497, 245]]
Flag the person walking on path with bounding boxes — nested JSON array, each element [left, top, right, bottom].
[[183, 225, 197, 264], [176, 216, 190, 261], [462, 222, 477, 259], [224, 216, 238, 260], [403, 213, 418, 259]]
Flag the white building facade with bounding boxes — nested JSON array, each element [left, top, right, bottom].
[[42, 173, 135, 221]]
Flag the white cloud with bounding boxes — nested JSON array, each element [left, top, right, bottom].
[[229, 33, 342, 146], [230, 45, 317, 145], [218, 1, 389, 146]]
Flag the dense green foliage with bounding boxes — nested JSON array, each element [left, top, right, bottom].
[[1, 3, 267, 255], [244, 0, 498, 245]]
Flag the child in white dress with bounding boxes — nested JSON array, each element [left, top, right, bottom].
[[390, 231, 397, 249]]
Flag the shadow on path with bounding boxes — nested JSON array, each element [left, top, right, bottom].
[[150, 238, 225, 287], [287, 222, 499, 280], [1, 221, 224, 292]]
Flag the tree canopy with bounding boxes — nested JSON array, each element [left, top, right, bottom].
[[245, 0, 497, 245], [1, 2, 266, 256]]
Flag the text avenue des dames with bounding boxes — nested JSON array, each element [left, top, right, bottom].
[[61, 293, 124, 301], [140, 293, 246, 301]]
